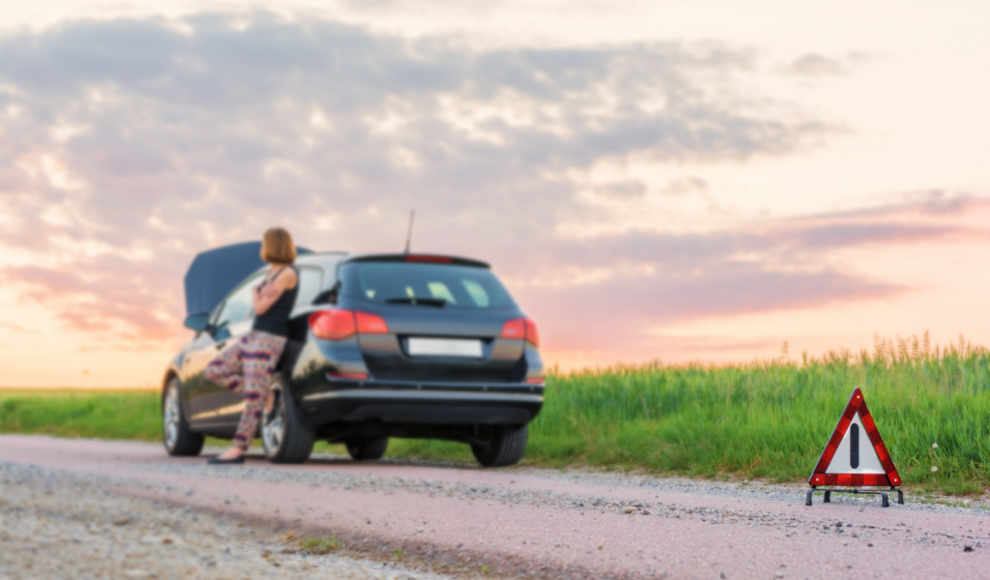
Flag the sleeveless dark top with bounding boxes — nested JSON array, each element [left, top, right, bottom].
[[252, 266, 298, 337]]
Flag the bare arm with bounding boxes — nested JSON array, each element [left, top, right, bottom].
[[253, 268, 298, 316]]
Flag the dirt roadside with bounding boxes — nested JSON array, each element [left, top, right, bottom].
[[0, 461, 463, 580]]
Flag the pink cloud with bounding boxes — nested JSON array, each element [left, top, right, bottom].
[[1, 263, 185, 348], [0, 12, 986, 369]]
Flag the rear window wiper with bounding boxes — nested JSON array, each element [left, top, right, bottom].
[[385, 297, 447, 307]]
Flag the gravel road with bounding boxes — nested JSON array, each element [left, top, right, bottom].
[[0, 462, 455, 580], [1, 435, 988, 579]]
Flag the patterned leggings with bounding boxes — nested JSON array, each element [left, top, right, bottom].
[[204, 330, 287, 450]]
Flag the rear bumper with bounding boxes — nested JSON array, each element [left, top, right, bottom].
[[294, 377, 544, 428]]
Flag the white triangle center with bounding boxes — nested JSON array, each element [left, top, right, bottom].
[[825, 412, 886, 474]]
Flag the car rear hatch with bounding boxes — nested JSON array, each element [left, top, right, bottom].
[[337, 256, 532, 383]]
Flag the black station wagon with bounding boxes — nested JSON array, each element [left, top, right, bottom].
[[162, 251, 545, 467]]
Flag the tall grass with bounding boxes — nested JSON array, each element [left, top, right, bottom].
[[2, 333, 988, 494], [525, 332, 990, 494]]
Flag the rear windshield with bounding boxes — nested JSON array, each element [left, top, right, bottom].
[[340, 262, 516, 310]]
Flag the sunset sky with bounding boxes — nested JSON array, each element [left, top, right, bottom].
[[2, 0, 989, 387]]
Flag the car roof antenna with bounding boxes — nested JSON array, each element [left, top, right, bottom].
[[404, 210, 415, 254]]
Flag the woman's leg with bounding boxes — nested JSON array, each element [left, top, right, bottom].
[[233, 332, 287, 451], [204, 338, 246, 394]]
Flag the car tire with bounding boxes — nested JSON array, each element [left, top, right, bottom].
[[262, 373, 315, 464], [471, 424, 528, 467], [162, 378, 205, 457], [345, 437, 389, 460]]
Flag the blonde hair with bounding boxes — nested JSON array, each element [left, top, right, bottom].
[[260, 228, 296, 264]]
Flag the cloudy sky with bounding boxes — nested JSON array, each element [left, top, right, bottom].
[[2, 0, 989, 387]]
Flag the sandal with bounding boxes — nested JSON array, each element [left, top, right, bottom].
[[207, 455, 245, 465]]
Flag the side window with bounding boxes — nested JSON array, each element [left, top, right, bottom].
[[215, 276, 261, 329], [293, 267, 323, 310]]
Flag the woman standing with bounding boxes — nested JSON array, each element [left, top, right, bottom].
[[204, 228, 300, 464]]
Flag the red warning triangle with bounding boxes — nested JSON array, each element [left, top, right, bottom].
[[809, 388, 902, 487]]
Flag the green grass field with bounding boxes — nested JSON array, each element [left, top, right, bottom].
[[2, 333, 988, 495]]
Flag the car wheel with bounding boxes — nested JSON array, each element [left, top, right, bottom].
[[162, 378, 204, 456], [262, 373, 315, 464], [344, 437, 389, 460], [471, 424, 528, 468]]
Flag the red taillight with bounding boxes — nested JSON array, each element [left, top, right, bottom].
[[405, 255, 452, 263], [525, 377, 545, 384], [309, 310, 356, 340], [500, 317, 539, 347], [524, 318, 539, 347], [310, 310, 389, 340], [501, 319, 525, 339], [355, 312, 389, 334]]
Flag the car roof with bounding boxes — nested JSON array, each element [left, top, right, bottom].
[[239, 252, 349, 283], [295, 251, 349, 267]]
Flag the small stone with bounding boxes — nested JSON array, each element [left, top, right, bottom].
[[964, 546, 974, 553], [123, 571, 149, 578], [624, 507, 636, 514], [113, 517, 132, 526]]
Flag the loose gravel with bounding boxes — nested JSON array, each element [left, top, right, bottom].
[[0, 461, 462, 580], [136, 452, 990, 552], [166, 449, 990, 511], [227, 447, 990, 514], [510, 464, 990, 513]]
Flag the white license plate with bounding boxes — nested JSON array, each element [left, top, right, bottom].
[[407, 338, 483, 358]]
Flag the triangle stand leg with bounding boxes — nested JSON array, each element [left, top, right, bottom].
[[806, 486, 901, 507]]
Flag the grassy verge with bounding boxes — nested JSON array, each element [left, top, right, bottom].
[[0, 389, 161, 442], [2, 334, 988, 495]]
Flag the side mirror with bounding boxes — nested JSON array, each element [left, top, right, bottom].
[[184, 312, 210, 332]]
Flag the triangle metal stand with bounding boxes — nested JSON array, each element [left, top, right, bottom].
[[806, 486, 904, 508]]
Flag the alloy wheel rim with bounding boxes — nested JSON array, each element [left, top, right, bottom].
[[262, 391, 285, 455], [163, 385, 180, 449]]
